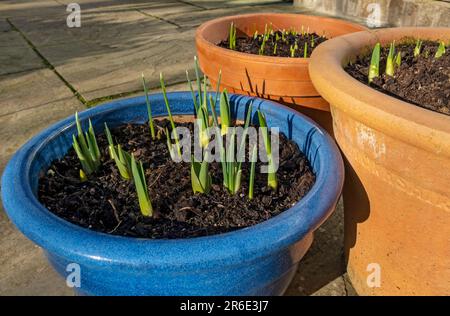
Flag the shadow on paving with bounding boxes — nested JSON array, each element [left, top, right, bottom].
[[285, 199, 346, 296], [2, 0, 304, 101]]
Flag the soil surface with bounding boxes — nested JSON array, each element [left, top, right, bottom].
[[345, 40, 450, 115], [38, 120, 315, 239], [218, 30, 327, 57]]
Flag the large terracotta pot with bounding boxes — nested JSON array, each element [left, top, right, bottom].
[[309, 27, 450, 296], [195, 13, 366, 134]]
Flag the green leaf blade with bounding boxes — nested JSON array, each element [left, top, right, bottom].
[[369, 43, 381, 83], [131, 155, 153, 217], [385, 42, 395, 77], [142, 73, 156, 140], [248, 145, 257, 200], [435, 41, 446, 59], [72, 134, 94, 175], [220, 90, 231, 136], [257, 110, 277, 190]]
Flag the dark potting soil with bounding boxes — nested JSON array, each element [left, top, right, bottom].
[[218, 30, 327, 57], [345, 40, 450, 116], [38, 120, 315, 239]]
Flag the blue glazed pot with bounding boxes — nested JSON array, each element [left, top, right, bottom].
[[1, 92, 344, 296]]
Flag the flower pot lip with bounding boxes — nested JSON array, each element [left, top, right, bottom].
[[309, 27, 450, 156], [1, 91, 344, 270], [196, 12, 367, 65]]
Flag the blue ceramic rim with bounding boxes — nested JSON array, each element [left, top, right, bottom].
[[1, 92, 344, 270]]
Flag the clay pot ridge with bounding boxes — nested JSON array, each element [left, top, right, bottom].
[[196, 13, 367, 133], [196, 13, 365, 63], [309, 27, 450, 157]]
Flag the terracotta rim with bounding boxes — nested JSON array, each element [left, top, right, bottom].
[[196, 13, 367, 65], [309, 27, 450, 157]]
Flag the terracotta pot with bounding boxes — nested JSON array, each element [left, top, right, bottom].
[[195, 13, 366, 134], [309, 27, 450, 296]]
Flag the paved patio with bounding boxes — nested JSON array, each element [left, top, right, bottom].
[[0, 0, 361, 296]]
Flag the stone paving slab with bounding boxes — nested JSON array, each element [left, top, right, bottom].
[[0, 68, 83, 296], [312, 275, 347, 296], [182, 0, 290, 10], [8, 1, 309, 103], [285, 199, 347, 295], [0, 71, 83, 172], [0, 46, 44, 76], [60, 0, 289, 12], [150, 3, 300, 28], [47, 27, 197, 101], [0, 0, 64, 18], [0, 19, 9, 32], [0, 20, 44, 75], [0, 210, 73, 296], [8, 9, 195, 101], [59, 0, 202, 15], [10, 10, 178, 46], [0, 69, 76, 117]]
